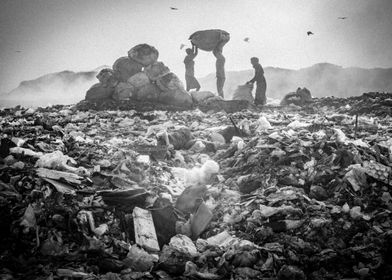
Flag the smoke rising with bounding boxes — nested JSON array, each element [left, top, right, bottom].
[[199, 63, 392, 100], [1, 63, 391, 108], [0, 70, 100, 108]]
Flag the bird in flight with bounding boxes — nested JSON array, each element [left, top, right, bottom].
[[170, 7, 178, 10], [307, 31, 314, 36], [243, 37, 250, 43], [338, 17, 347, 20]]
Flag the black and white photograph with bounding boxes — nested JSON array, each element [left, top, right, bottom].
[[1, 0, 392, 279]]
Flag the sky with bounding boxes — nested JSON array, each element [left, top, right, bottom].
[[1, 0, 392, 93]]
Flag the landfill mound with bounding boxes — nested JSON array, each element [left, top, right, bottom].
[[310, 92, 392, 117], [76, 99, 194, 112], [1, 92, 392, 280]]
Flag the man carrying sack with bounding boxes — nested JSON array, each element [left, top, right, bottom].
[[247, 57, 267, 106], [189, 29, 230, 98]]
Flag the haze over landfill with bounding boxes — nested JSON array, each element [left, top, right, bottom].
[[1, 0, 392, 95]]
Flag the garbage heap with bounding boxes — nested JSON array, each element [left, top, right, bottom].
[[83, 44, 193, 110], [310, 92, 392, 117], [1, 93, 392, 279]]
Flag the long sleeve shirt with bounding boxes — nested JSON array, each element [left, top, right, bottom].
[[249, 63, 264, 83]]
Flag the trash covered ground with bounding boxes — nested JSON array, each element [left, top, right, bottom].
[[1, 92, 392, 279]]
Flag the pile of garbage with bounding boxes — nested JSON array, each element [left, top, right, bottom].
[[84, 44, 194, 109], [1, 93, 392, 279], [310, 92, 392, 117]]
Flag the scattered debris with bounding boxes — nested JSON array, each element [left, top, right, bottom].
[[1, 91, 392, 279]]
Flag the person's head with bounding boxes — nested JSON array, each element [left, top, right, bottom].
[[250, 57, 259, 66], [186, 48, 193, 55]]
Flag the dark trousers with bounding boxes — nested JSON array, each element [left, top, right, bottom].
[[255, 76, 267, 105]]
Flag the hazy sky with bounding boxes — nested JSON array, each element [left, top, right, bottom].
[[1, 0, 392, 93]]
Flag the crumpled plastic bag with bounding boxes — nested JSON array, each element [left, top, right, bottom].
[[287, 120, 311, 129], [171, 160, 219, 186], [35, 151, 89, 175], [344, 164, 368, 191], [256, 115, 272, 130]]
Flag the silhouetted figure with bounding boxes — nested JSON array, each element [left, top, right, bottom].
[[247, 57, 267, 105], [184, 45, 200, 91], [213, 42, 226, 98]]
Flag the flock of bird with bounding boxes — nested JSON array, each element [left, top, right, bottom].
[[14, 6, 349, 53], [171, 6, 349, 49]]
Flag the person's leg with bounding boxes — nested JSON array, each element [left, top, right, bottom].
[[185, 75, 191, 91], [260, 78, 267, 105], [195, 78, 201, 92], [255, 79, 267, 105], [217, 76, 225, 98]]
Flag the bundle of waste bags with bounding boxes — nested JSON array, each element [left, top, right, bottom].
[[85, 44, 193, 108], [280, 87, 313, 106], [232, 83, 254, 103]]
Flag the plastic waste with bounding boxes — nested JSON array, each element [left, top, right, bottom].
[[169, 235, 198, 256], [256, 115, 272, 130], [171, 160, 219, 186], [333, 128, 347, 144], [287, 120, 311, 129], [35, 151, 88, 175]]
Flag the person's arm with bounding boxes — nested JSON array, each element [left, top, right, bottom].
[[247, 65, 262, 83], [247, 70, 258, 83]]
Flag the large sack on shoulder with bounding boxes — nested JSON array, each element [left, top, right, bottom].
[[112, 57, 143, 82], [128, 72, 151, 90], [144, 61, 170, 81], [191, 91, 216, 104], [128, 44, 159, 66], [189, 29, 230, 51], [134, 83, 161, 102], [113, 82, 135, 101], [85, 83, 114, 101], [232, 84, 254, 103], [158, 89, 193, 107], [156, 73, 185, 91]]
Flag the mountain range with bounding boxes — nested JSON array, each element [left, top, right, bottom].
[[199, 63, 392, 100], [1, 63, 392, 107]]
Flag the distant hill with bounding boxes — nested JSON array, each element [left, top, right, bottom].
[[199, 63, 392, 100], [1, 63, 392, 107], [0, 67, 107, 108]]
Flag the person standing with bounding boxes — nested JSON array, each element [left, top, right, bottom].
[[184, 45, 201, 91], [247, 57, 267, 105]]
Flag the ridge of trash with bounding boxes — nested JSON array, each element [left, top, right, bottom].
[[0, 91, 392, 280]]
